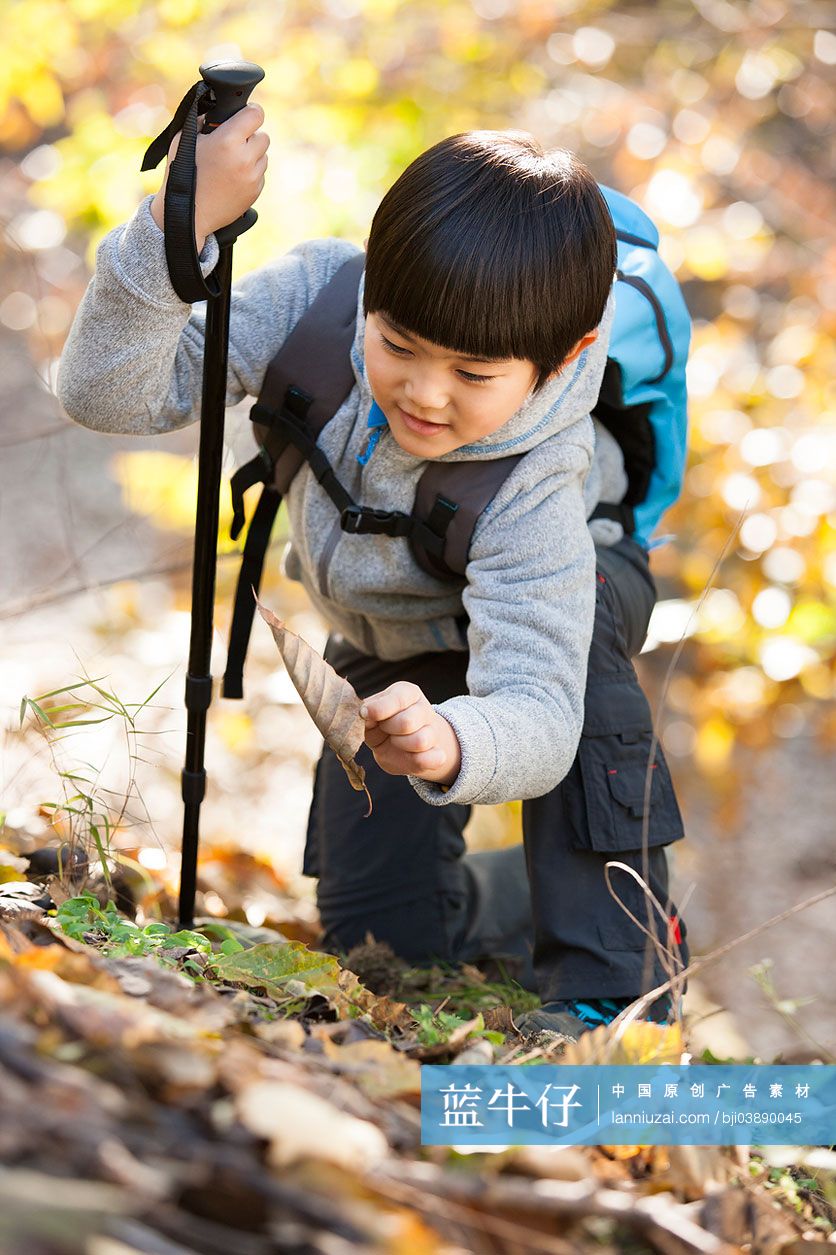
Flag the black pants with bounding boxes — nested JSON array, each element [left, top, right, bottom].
[[303, 535, 689, 1002]]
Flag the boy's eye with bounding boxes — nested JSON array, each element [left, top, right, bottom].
[[380, 333, 411, 356], [379, 331, 494, 383]]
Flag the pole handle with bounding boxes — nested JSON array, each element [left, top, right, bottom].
[[198, 61, 265, 249], [199, 60, 265, 130]]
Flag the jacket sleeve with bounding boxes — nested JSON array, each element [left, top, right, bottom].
[[408, 430, 597, 808], [57, 194, 361, 435]]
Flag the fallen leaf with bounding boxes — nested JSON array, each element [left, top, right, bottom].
[[452, 1039, 495, 1065], [102, 956, 233, 1029], [0, 882, 47, 918], [130, 1041, 219, 1095], [483, 1006, 514, 1034], [236, 1080, 388, 1170], [211, 940, 343, 1000], [600, 1144, 646, 1161], [14, 945, 121, 993], [337, 968, 413, 1031], [252, 1019, 307, 1050], [256, 599, 372, 814], [21, 968, 218, 1048], [650, 1145, 736, 1199], [505, 1144, 592, 1181], [320, 1037, 422, 1100], [44, 875, 71, 907]]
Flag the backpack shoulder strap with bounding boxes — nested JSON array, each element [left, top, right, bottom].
[[224, 251, 362, 699], [412, 454, 526, 580], [254, 251, 365, 493]]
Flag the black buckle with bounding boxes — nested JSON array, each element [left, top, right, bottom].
[[250, 384, 313, 434], [284, 385, 313, 419], [249, 401, 273, 427], [340, 505, 408, 536]]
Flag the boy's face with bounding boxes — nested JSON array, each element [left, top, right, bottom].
[[363, 312, 597, 458]]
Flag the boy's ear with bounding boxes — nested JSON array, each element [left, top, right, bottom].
[[363, 237, 369, 251], [562, 329, 598, 366], [544, 329, 599, 382]]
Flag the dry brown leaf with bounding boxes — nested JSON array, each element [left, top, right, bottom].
[[319, 1037, 422, 1101], [256, 598, 372, 815], [252, 1018, 307, 1050], [452, 1039, 495, 1065], [600, 1144, 646, 1161], [645, 1146, 737, 1200], [336, 968, 413, 1031], [236, 1079, 388, 1170], [505, 1145, 593, 1182], [21, 968, 219, 1049], [483, 1005, 515, 1034]]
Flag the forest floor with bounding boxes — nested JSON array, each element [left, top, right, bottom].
[[1, 866, 836, 1255]]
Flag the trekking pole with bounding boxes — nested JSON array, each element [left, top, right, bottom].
[[141, 60, 265, 928]]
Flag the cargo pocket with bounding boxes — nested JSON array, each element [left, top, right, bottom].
[[565, 678, 685, 854], [596, 848, 690, 952]]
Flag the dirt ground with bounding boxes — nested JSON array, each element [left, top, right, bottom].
[[1, 321, 834, 1063]]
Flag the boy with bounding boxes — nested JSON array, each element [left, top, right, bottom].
[[58, 111, 689, 1039]]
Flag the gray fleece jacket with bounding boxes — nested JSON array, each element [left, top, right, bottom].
[[57, 195, 629, 809]]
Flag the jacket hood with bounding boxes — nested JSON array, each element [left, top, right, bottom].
[[349, 270, 616, 463]]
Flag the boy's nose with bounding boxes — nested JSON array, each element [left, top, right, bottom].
[[403, 371, 448, 413]]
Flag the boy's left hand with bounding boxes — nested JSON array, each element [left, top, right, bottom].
[[360, 683, 461, 788]]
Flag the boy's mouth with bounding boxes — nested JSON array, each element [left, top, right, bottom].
[[397, 406, 448, 435]]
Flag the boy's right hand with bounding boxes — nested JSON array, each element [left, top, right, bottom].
[[150, 103, 270, 251]]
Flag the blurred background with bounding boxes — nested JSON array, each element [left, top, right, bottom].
[[1, 0, 834, 1059]]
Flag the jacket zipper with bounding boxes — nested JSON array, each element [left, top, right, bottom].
[[316, 426, 380, 600], [316, 421, 374, 597]]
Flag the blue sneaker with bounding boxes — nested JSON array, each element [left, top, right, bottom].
[[516, 994, 673, 1040]]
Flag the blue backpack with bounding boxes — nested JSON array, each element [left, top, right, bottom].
[[223, 186, 691, 697], [598, 184, 691, 549]]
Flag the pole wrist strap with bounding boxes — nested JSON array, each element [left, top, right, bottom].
[[141, 80, 221, 304]]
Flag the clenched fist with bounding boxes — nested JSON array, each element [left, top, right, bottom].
[[150, 103, 270, 252], [360, 682, 462, 788]]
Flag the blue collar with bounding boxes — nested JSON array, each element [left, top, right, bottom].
[[367, 400, 388, 429], [357, 400, 389, 466]]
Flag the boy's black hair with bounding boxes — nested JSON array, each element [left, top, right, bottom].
[[363, 130, 617, 391]]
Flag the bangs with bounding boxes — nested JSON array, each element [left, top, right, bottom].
[[363, 132, 615, 375]]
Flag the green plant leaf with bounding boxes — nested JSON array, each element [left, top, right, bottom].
[[55, 894, 103, 939], [26, 699, 54, 727], [140, 923, 171, 938], [48, 716, 114, 729], [161, 929, 212, 954], [211, 941, 343, 998], [31, 676, 111, 702]]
